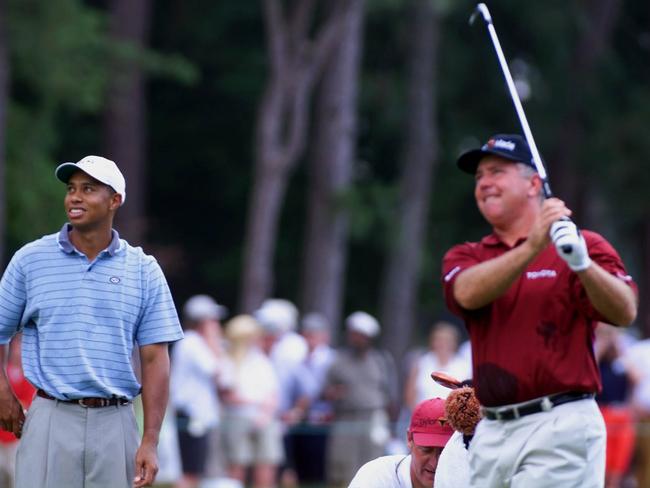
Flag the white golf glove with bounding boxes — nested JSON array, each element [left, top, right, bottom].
[[550, 219, 591, 272]]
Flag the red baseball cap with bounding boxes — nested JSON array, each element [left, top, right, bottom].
[[408, 398, 454, 447]]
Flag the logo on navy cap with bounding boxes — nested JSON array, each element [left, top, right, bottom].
[[485, 138, 516, 152]]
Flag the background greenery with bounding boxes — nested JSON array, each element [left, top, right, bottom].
[[3, 0, 649, 345]]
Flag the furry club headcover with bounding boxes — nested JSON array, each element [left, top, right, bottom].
[[444, 386, 481, 436]]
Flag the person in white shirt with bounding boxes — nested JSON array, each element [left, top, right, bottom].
[[170, 295, 232, 488], [404, 321, 471, 409], [254, 299, 308, 487], [348, 397, 453, 488], [254, 299, 308, 412], [221, 315, 282, 488]]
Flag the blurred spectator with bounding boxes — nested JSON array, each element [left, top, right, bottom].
[[296, 313, 336, 422], [624, 335, 650, 487], [287, 312, 336, 484], [254, 298, 308, 487], [348, 398, 454, 488], [170, 295, 232, 488], [255, 299, 308, 368], [594, 323, 641, 488], [0, 334, 35, 488], [221, 315, 282, 488], [324, 311, 398, 488], [458, 338, 472, 368], [404, 321, 471, 409]]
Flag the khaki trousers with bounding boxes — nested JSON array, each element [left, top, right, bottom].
[[15, 396, 139, 488], [469, 398, 606, 488]]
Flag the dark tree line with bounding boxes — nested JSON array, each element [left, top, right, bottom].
[[0, 0, 648, 350]]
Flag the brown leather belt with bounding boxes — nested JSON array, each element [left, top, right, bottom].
[[36, 389, 130, 408]]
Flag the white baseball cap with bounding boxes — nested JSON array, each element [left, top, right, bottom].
[[183, 294, 228, 322], [301, 312, 331, 333], [254, 298, 298, 334], [346, 311, 380, 337], [55, 155, 126, 205]]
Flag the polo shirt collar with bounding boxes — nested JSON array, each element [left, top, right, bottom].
[[57, 223, 123, 256], [481, 232, 527, 248]]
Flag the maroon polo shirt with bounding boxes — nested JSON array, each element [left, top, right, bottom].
[[442, 230, 637, 407]]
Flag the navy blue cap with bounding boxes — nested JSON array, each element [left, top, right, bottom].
[[457, 134, 535, 174]]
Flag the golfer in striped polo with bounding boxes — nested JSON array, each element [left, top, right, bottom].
[[0, 156, 184, 488]]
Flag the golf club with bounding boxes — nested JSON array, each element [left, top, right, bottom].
[[470, 3, 576, 253], [431, 371, 463, 390]]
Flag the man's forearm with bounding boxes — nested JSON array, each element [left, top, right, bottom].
[[454, 241, 538, 310], [0, 345, 13, 399], [578, 262, 637, 326], [139, 343, 170, 445]]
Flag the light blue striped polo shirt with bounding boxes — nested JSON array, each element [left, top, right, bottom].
[[0, 224, 183, 400]]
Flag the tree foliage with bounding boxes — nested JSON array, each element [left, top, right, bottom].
[[3, 0, 649, 337]]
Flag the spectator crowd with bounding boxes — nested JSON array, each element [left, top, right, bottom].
[[158, 295, 476, 488], [2, 293, 650, 488]]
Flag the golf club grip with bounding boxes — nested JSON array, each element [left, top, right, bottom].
[[555, 216, 576, 254]]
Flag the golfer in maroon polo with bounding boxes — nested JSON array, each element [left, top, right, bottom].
[[442, 134, 638, 487]]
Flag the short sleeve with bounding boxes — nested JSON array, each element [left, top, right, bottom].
[[135, 257, 183, 346], [441, 243, 482, 317], [0, 254, 28, 344]]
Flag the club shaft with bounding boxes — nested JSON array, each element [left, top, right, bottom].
[[479, 10, 552, 196], [473, 4, 575, 254]]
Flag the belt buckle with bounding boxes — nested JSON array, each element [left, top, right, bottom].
[[495, 405, 519, 420], [540, 396, 553, 412], [78, 398, 108, 408]]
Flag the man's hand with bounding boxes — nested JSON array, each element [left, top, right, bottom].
[[133, 440, 158, 488], [527, 198, 572, 253], [550, 220, 591, 272], [0, 382, 25, 438]]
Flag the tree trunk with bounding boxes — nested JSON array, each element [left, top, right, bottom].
[[104, 0, 152, 245], [0, 0, 8, 263], [241, 160, 290, 312], [300, 0, 365, 337], [240, 0, 345, 312], [549, 0, 622, 215], [379, 0, 440, 365]]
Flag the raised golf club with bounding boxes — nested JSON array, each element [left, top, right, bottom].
[[470, 3, 577, 254]]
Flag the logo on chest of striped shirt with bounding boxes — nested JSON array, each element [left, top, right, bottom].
[[109, 276, 121, 284], [526, 269, 557, 280]]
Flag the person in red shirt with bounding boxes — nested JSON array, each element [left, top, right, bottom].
[[441, 134, 638, 488]]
